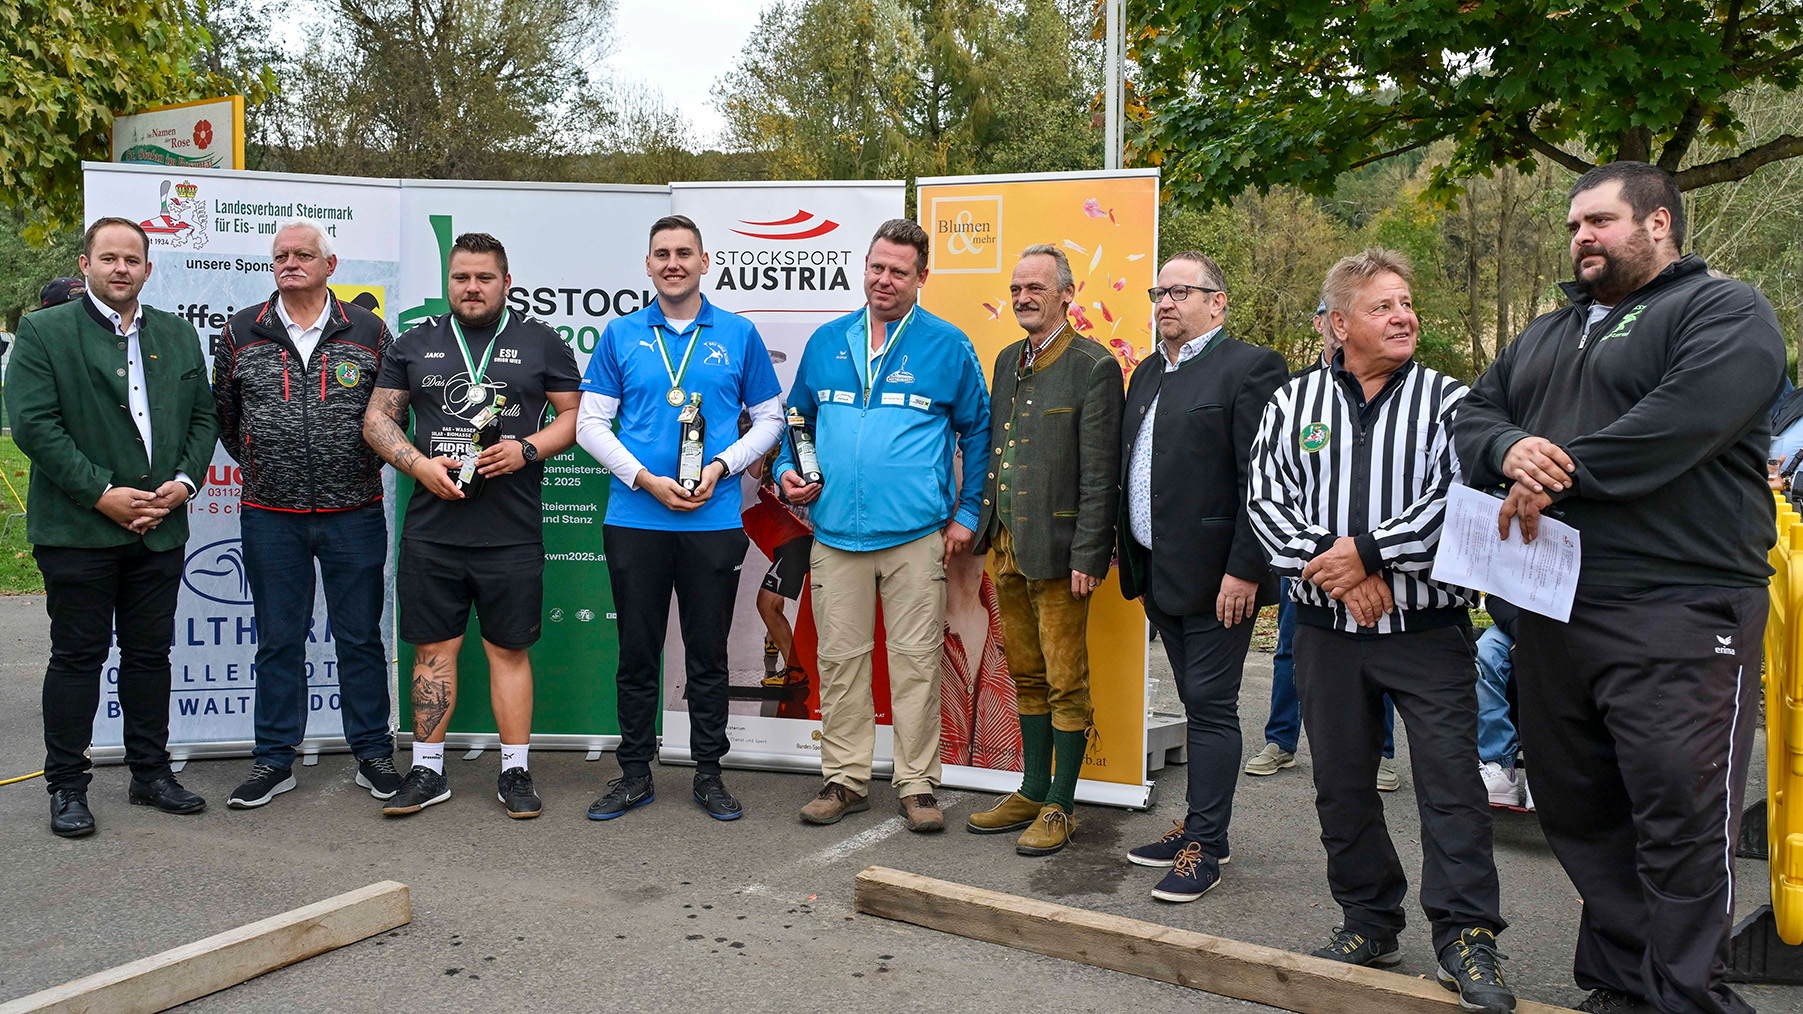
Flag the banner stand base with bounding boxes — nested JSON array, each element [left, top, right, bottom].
[[659, 747, 1154, 810], [90, 738, 353, 766]]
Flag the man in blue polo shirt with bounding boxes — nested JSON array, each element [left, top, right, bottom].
[[777, 218, 990, 832], [576, 214, 784, 821]]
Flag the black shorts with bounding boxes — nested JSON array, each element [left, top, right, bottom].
[[398, 539, 544, 649], [759, 534, 814, 601]]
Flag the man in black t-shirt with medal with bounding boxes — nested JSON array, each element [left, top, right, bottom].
[[364, 232, 581, 820]]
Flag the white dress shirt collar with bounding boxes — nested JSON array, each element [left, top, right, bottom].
[[87, 290, 139, 338], [1162, 324, 1223, 372]]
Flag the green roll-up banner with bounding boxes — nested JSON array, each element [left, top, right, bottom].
[[393, 182, 673, 748]]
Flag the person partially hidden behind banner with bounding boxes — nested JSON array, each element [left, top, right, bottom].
[[8, 216, 219, 837], [777, 218, 991, 832], [575, 214, 783, 822], [363, 232, 581, 820], [964, 244, 1123, 857], [216, 218, 401, 810], [1248, 249, 1511, 1014], [1454, 162, 1785, 1014]]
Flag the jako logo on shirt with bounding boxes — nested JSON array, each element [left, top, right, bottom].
[[424, 351, 446, 359], [1300, 422, 1332, 453], [1716, 635, 1736, 656]]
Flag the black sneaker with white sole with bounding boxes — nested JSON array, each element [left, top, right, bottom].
[[227, 763, 296, 809], [1436, 928, 1515, 1014], [498, 767, 542, 819], [1311, 925, 1402, 967], [356, 755, 403, 799], [382, 766, 451, 816]]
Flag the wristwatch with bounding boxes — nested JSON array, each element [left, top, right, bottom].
[[514, 437, 539, 463]]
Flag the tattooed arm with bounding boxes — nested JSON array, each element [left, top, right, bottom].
[[365, 386, 464, 501]]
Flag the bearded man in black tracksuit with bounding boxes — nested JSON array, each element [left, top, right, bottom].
[[215, 219, 402, 810], [1454, 162, 1787, 1014]]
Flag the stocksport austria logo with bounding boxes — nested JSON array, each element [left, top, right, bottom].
[[731, 210, 840, 240], [140, 179, 209, 250], [1300, 422, 1332, 453]]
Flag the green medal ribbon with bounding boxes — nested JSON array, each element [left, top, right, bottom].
[[862, 305, 916, 402], [449, 309, 509, 404], [653, 323, 703, 406]]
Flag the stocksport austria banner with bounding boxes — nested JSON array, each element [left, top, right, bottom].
[[393, 180, 672, 752], [81, 162, 402, 762], [917, 168, 1161, 808], [661, 181, 904, 772]]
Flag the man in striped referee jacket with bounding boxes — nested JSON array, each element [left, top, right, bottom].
[[1248, 248, 1511, 1014]]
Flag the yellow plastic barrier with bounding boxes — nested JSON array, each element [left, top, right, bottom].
[[1770, 498, 1803, 944]]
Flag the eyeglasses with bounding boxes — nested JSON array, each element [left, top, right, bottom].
[[1148, 284, 1221, 303]]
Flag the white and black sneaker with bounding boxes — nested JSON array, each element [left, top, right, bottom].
[[498, 767, 542, 819], [227, 763, 296, 809], [356, 755, 404, 799], [382, 766, 451, 816]]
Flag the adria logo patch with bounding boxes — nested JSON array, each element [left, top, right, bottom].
[[731, 210, 840, 241]]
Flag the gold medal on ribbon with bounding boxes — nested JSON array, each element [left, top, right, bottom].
[[666, 386, 686, 407]]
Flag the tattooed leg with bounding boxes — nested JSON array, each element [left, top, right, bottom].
[[410, 639, 461, 741]]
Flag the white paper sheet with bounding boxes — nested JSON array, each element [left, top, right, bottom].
[[1431, 483, 1581, 622]]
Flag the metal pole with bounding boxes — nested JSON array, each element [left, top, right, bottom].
[[1105, 0, 1122, 169]]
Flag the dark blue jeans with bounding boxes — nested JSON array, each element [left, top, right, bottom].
[[1266, 582, 1395, 757], [242, 503, 391, 768]]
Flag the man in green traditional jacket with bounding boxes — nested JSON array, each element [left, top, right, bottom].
[[966, 244, 1124, 856], [8, 216, 219, 838]]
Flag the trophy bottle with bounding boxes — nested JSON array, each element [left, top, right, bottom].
[[678, 394, 706, 495], [455, 395, 508, 498], [787, 407, 822, 484]]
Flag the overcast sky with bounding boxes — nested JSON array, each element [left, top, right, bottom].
[[604, 0, 772, 146]]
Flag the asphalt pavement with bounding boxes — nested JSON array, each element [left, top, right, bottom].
[[0, 593, 1796, 1012]]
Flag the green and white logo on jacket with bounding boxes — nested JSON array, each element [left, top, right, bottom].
[[1300, 422, 1332, 452], [1596, 303, 1648, 345]]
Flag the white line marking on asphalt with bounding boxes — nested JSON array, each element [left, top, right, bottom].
[[802, 792, 970, 866]]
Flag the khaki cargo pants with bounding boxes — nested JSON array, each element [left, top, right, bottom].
[[811, 531, 946, 796]]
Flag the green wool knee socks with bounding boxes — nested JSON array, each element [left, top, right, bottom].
[[1045, 728, 1088, 813], [1018, 713, 1053, 802]]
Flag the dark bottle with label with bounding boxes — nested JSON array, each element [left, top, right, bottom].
[[787, 406, 822, 484], [455, 395, 508, 498], [678, 394, 706, 495]]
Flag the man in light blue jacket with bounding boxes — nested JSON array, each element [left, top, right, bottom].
[[778, 218, 990, 832]]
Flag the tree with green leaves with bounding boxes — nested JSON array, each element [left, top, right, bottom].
[[1132, 1, 1803, 208], [714, 0, 1101, 181], [267, 0, 615, 181], [0, 0, 228, 233]]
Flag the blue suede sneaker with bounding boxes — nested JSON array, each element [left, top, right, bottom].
[[1149, 842, 1221, 902], [1127, 820, 1230, 867]]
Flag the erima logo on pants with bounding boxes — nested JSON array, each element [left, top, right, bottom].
[[1716, 635, 1736, 656]]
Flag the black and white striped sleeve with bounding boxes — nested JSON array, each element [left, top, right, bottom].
[[1366, 383, 1466, 573], [1248, 381, 1335, 576]]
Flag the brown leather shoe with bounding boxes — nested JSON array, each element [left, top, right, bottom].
[[799, 782, 868, 824], [898, 793, 945, 832], [966, 791, 1043, 834], [1016, 804, 1075, 856]]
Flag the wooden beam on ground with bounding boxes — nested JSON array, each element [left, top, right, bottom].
[[0, 881, 410, 1014], [854, 867, 1574, 1014]]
